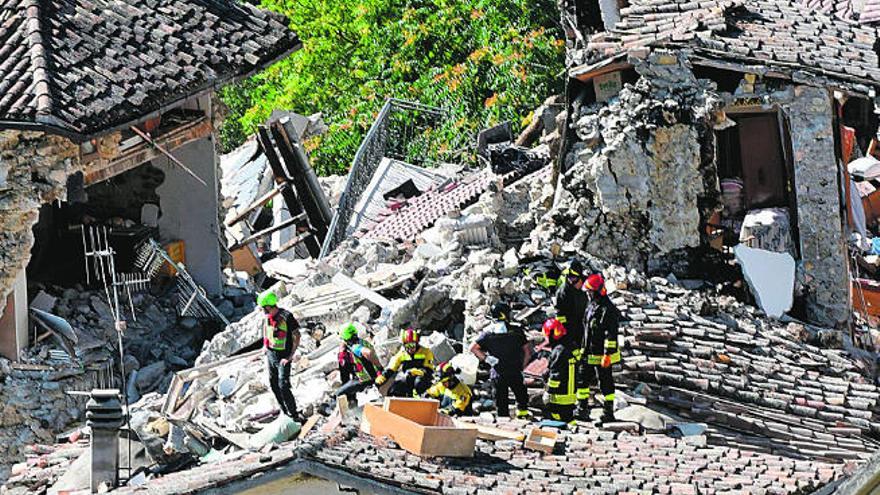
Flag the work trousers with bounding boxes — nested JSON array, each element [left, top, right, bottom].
[[388, 372, 431, 398], [335, 378, 373, 401], [544, 402, 574, 423], [493, 373, 529, 417], [583, 363, 615, 403], [267, 352, 298, 418]]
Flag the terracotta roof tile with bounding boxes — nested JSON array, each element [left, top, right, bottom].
[[0, 0, 300, 138]]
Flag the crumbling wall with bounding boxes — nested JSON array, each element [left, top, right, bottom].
[[782, 86, 849, 326], [0, 131, 80, 322], [544, 51, 721, 269]]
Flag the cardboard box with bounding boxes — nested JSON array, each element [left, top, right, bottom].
[[524, 428, 558, 454]]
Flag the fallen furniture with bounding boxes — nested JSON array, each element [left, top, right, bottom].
[[361, 398, 477, 457]]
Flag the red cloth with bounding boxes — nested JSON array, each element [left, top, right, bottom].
[[841, 125, 856, 164]]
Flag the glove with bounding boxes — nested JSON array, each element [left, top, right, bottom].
[[440, 407, 453, 416], [601, 355, 612, 368], [409, 368, 425, 377], [485, 355, 500, 367], [375, 374, 387, 386]]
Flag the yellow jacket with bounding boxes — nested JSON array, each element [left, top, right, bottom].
[[426, 380, 472, 414]]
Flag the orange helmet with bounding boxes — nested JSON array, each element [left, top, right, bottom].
[[543, 318, 567, 341], [584, 273, 607, 296]]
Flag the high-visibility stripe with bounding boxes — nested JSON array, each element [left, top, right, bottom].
[[556, 316, 568, 323], [604, 340, 617, 349], [551, 412, 561, 420], [576, 388, 590, 400], [604, 393, 615, 402], [550, 394, 576, 405], [413, 354, 426, 359], [567, 358, 575, 397], [548, 379, 560, 388], [587, 351, 621, 364]]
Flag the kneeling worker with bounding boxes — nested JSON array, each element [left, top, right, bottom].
[[425, 361, 473, 416], [375, 328, 434, 397], [335, 323, 383, 402], [542, 317, 577, 425]]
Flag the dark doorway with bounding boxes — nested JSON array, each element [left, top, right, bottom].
[[716, 112, 790, 210]]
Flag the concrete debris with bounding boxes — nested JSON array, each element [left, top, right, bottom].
[[734, 244, 796, 318]]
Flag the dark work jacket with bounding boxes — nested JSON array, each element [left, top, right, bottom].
[[554, 282, 588, 347], [584, 296, 621, 363], [546, 339, 577, 405]]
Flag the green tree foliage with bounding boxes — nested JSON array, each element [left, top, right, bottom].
[[219, 0, 565, 176]]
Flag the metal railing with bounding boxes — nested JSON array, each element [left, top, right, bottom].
[[319, 99, 448, 258]]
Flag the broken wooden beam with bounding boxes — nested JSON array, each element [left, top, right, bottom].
[[257, 126, 321, 257], [129, 125, 207, 187], [225, 184, 287, 227], [229, 213, 307, 251]]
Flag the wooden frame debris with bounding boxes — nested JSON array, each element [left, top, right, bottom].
[[361, 398, 477, 457], [524, 428, 558, 454]]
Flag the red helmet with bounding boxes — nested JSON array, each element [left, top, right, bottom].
[[400, 328, 419, 345], [584, 273, 607, 296], [543, 318, 567, 341]]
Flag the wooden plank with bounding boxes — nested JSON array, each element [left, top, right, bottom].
[[225, 185, 285, 227], [383, 397, 439, 426], [84, 118, 212, 185], [453, 420, 526, 442], [298, 414, 321, 440], [229, 213, 307, 251]]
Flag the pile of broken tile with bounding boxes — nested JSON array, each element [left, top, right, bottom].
[[613, 274, 880, 462]]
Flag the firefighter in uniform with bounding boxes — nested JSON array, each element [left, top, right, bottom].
[[554, 259, 591, 419], [425, 361, 473, 416], [335, 323, 383, 401], [376, 328, 435, 397], [258, 290, 301, 420], [542, 317, 578, 425], [582, 273, 621, 424]]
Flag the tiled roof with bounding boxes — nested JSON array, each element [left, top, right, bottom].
[[800, 0, 880, 25], [585, 0, 880, 87], [315, 421, 849, 494], [0, 0, 300, 138], [358, 165, 551, 242]]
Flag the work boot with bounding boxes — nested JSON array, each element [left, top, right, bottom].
[[600, 401, 615, 424], [515, 408, 532, 420], [576, 400, 591, 421]]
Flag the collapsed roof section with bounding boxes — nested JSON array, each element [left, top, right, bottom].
[[578, 0, 880, 93], [0, 0, 301, 140]]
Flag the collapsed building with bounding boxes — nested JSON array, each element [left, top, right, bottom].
[[0, 0, 300, 481], [551, 0, 880, 331]]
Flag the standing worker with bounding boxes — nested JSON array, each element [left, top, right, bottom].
[[425, 361, 473, 416], [375, 328, 434, 397], [470, 303, 532, 419], [582, 273, 621, 424], [335, 323, 383, 402], [542, 317, 578, 425], [258, 290, 301, 420], [554, 259, 591, 419]]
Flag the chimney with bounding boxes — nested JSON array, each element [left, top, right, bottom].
[[599, 0, 621, 30], [86, 389, 124, 493]]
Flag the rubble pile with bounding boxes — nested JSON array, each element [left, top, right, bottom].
[[615, 274, 880, 460], [0, 440, 89, 494], [535, 51, 722, 272]]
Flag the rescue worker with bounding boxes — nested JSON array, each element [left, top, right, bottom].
[[335, 323, 383, 402], [470, 302, 532, 419], [258, 290, 301, 420], [375, 328, 434, 397], [542, 317, 578, 424], [554, 259, 591, 419], [582, 273, 621, 424], [425, 361, 473, 416]]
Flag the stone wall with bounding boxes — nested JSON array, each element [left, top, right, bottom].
[[0, 131, 81, 323], [544, 50, 720, 270], [782, 86, 849, 326], [550, 50, 849, 326]]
